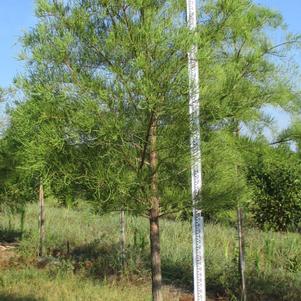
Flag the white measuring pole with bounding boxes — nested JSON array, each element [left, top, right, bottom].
[[186, 1, 206, 300]]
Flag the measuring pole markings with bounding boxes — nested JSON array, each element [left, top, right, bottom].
[[186, 0, 206, 300]]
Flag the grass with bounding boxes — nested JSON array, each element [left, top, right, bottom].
[[0, 203, 300, 300], [0, 268, 152, 301]]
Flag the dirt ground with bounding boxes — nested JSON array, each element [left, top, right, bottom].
[[0, 243, 18, 268], [164, 286, 226, 301]]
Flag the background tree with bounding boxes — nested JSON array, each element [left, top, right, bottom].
[[198, 0, 300, 219], [246, 142, 301, 231]]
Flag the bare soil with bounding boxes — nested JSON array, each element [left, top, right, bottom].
[[0, 243, 18, 268], [164, 286, 227, 301]]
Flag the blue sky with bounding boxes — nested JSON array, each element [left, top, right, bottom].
[[256, 0, 301, 136], [0, 1, 36, 87], [0, 0, 300, 132]]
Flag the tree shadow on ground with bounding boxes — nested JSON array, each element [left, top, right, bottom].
[[0, 294, 43, 301], [0, 227, 23, 243], [68, 239, 193, 285], [245, 270, 301, 301], [162, 259, 193, 291], [60, 239, 149, 280], [49, 240, 301, 301]]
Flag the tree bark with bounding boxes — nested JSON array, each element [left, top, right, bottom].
[[237, 207, 247, 301], [39, 181, 45, 257], [120, 209, 126, 270], [149, 114, 163, 301]]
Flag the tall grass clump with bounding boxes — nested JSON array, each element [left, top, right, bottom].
[[0, 203, 300, 300]]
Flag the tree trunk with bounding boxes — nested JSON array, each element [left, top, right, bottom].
[[237, 207, 247, 301], [120, 209, 126, 270], [39, 181, 45, 257], [149, 114, 163, 301]]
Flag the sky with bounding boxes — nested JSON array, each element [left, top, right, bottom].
[[0, 0, 300, 133], [256, 0, 301, 136], [0, 0, 36, 87]]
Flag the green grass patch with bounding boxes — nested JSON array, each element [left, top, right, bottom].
[[0, 203, 300, 300]]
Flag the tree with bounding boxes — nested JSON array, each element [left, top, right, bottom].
[[17, 2, 191, 300], [198, 0, 300, 219], [247, 143, 301, 231]]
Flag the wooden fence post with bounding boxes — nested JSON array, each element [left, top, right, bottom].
[[39, 181, 45, 257], [237, 207, 247, 301], [120, 209, 126, 270]]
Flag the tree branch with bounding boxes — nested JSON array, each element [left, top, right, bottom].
[[139, 111, 154, 170]]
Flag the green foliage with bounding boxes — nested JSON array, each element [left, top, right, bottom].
[[10, 0, 193, 214], [202, 131, 252, 219], [248, 146, 301, 231], [1, 0, 301, 218]]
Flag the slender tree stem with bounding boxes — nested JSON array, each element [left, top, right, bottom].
[[120, 209, 126, 270], [237, 207, 247, 301], [39, 181, 45, 257]]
